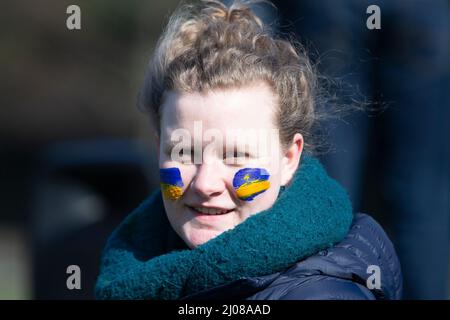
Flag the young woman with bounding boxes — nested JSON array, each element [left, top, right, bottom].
[[95, 0, 402, 300]]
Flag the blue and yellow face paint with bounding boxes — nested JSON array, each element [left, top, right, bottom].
[[160, 167, 184, 200], [233, 168, 270, 201]]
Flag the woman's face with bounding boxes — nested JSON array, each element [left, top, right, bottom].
[[158, 82, 302, 248]]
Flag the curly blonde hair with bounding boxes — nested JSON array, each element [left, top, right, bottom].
[[138, 0, 320, 151]]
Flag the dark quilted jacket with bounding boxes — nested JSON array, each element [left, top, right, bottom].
[[182, 213, 403, 300]]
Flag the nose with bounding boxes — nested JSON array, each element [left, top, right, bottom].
[[191, 162, 226, 198]]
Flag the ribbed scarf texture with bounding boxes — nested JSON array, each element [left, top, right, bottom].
[[95, 155, 353, 299]]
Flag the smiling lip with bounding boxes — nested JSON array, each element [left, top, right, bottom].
[[186, 205, 234, 220]]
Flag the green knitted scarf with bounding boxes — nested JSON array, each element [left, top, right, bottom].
[[95, 155, 353, 299]]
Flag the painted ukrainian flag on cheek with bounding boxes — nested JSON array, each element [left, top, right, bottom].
[[233, 168, 270, 201], [160, 167, 184, 201]]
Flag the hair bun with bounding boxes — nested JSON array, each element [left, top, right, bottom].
[[202, 0, 264, 29]]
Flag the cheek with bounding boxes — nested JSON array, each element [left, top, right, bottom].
[[160, 167, 184, 200], [232, 168, 271, 202]]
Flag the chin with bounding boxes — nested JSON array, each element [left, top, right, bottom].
[[184, 228, 224, 248]]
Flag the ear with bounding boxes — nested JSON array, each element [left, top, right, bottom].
[[280, 133, 304, 186]]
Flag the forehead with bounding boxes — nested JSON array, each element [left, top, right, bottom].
[[160, 83, 278, 136]]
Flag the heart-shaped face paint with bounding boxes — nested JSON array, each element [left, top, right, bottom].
[[233, 168, 270, 201], [160, 167, 184, 200]]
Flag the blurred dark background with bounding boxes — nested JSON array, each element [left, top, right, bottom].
[[0, 0, 449, 299], [0, 0, 179, 299]]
